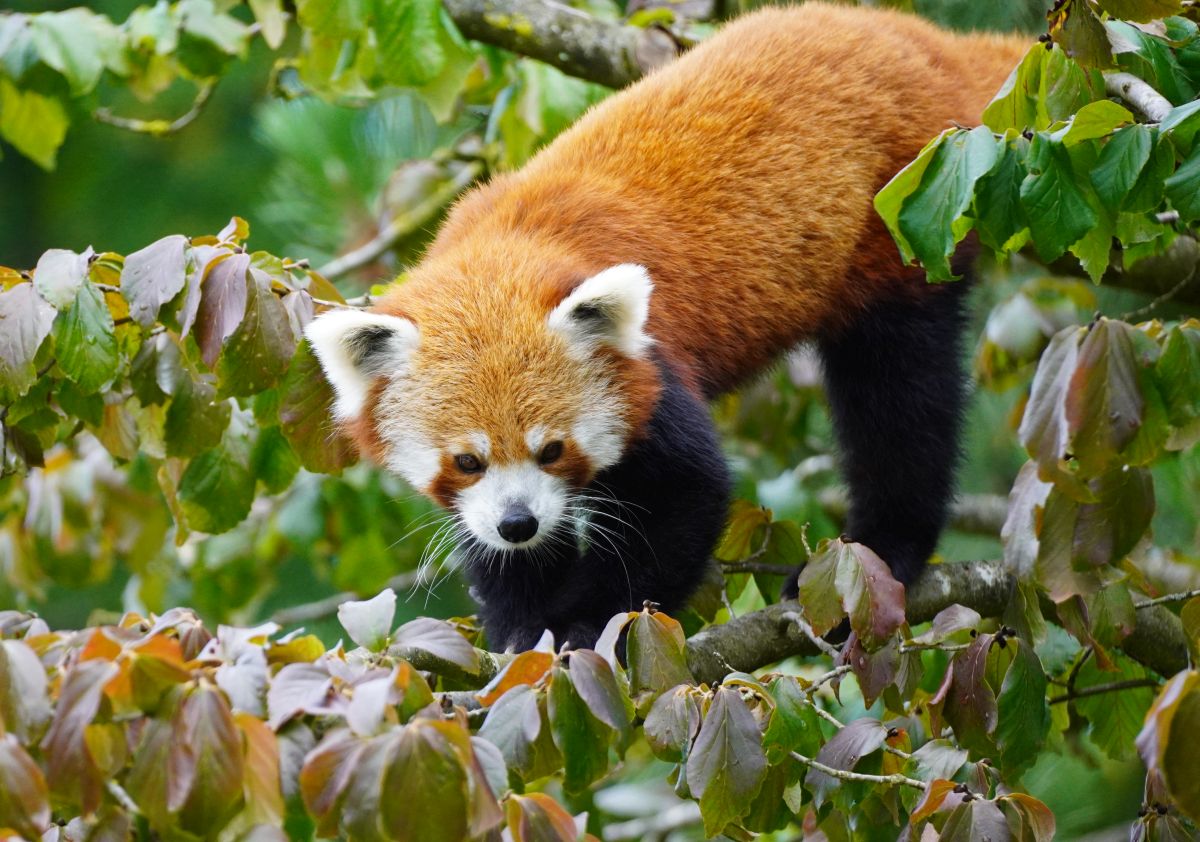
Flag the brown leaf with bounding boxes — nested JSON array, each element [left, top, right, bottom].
[[0, 733, 51, 840], [478, 651, 553, 707], [506, 792, 579, 842], [41, 659, 118, 812]]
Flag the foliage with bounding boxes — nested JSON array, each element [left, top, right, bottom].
[[1, 0, 1200, 839]]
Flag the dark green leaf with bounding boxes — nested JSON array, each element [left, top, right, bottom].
[[973, 136, 1029, 252], [1096, 0, 1183, 23], [939, 798, 1012, 842], [1090, 124, 1153, 209], [177, 426, 254, 534], [644, 684, 702, 763], [762, 676, 822, 763], [279, 342, 357, 474], [379, 721, 473, 842], [566, 649, 630, 744], [875, 131, 947, 265], [375, 0, 446, 86], [1075, 655, 1156, 761], [992, 638, 1049, 777], [53, 279, 119, 393], [548, 664, 612, 794], [627, 611, 693, 713], [164, 371, 231, 458], [897, 126, 999, 281], [1165, 145, 1200, 223], [250, 425, 301, 494], [687, 686, 768, 836], [1020, 134, 1098, 262]]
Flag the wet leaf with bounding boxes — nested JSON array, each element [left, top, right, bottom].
[[33, 247, 91, 308], [121, 235, 188, 327], [627, 610, 693, 713], [195, 251, 250, 369], [798, 538, 905, 650], [0, 282, 56, 404], [53, 279, 120, 393], [217, 268, 295, 396], [644, 684, 703, 763]]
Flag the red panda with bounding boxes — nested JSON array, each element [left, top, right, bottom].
[[306, 4, 1029, 651]]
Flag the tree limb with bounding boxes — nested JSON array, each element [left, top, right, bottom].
[[1105, 71, 1174, 122], [442, 0, 679, 88], [684, 559, 1189, 685]]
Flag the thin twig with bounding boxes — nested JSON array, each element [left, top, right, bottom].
[[317, 163, 483, 279], [1135, 587, 1200, 609], [790, 751, 927, 791], [720, 560, 795, 575], [1121, 271, 1198, 321], [269, 570, 423, 626], [94, 80, 217, 136], [781, 611, 841, 659], [1050, 677, 1161, 705]]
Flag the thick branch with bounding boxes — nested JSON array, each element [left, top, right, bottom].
[[1105, 71, 1174, 122], [819, 489, 1008, 536], [442, 0, 678, 88], [683, 559, 1189, 685]]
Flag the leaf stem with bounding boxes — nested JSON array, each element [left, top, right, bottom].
[[93, 80, 217, 136], [1049, 677, 1160, 705], [1134, 588, 1200, 609]]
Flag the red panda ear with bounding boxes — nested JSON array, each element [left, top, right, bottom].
[[547, 264, 653, 358], [304, 309, 418, 419]]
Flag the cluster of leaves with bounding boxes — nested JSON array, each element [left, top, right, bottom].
[[0, 0, 611, 173], [876, 2, 1200, 283], [0, 584, 1080, 842]]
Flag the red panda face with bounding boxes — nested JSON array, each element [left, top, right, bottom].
[[306, 263, 661, 553]]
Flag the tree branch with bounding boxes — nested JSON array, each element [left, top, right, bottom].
[[819, 490, 1008, 537], [1105, 72, 1174, 122], [94, 80, 217, 136], [790, 750, 928, 791], [683, 559, 1189, 685], [1047, 234, 1200, 310], [442, 0, 679, 88]]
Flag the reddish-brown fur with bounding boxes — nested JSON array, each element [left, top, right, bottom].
[[358, 4, 1028, 478]]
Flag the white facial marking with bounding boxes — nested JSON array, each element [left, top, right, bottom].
[[304, 309, 419, 419], [457, 463, 567, 550], [467, 431, 491, 459], [572, 382, 630, 472], [384, 429, 441, 491], [525, 425, 547, 455], [547, 264, 654, 359]]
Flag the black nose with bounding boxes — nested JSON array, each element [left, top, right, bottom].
[[498, 504, 538, 543]]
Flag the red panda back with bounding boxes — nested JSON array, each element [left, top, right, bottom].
[[390, 3, 1029, 396]]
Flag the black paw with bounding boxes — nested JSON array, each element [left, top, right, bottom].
[[781, 566, 801, 601]]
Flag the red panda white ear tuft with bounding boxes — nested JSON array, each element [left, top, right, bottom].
[[547, 264, 654, 358], [304, 309, 419, 419]]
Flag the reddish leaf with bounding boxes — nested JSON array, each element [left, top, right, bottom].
[[278, 342, 357, 474], [41, 659, 117, 812], [195, 251, 250, 369], [798, 538, 905, 649], [1000, 793, 1056, 841], [805, 718, 888, 804], [909, 778, 959, 824], [506, 792, 579, 842], [237, 713, 284, 827], [644, 684, 703, 763], [0, 734, 50, 840], [478, 651, 553, 707], [299, 729, 363, 837]]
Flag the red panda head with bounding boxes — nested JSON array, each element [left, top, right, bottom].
[[305, 261, 661, 552]]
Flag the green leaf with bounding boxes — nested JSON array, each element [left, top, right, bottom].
[[33, 247, 91, 308], [626, 611, 693, 713], [1123, 135, 1173, 213], [0, 282, 56, 405], [121, 235, 188, 328], [29, 9, 116, 96], [1096, 0, 1184, 23], [1051, 2, 1114, 69], [0, 77, 68, 170], [874, 131, 947, 265], [250, 425, 300, 493], [295, 0, 366, 38], [798, 538, 905, 649], [379, 721, 475, 842], [1075, 655, 1155, 761], [279, 342, 357, 474], [644, 684, 702, 763], [566, 649, 630, 745], [1061, 100, 1134, 146], [548, 664, 613, 794], [0, 641, 51, 743], [1156, 324, 1200, 443], [940, 799, 1012, 842], [477, 686, 562, 783], [897, 126, 999, 281], [178, 426, 254, 534], [164, 371, 231, 458], [374, 0, 446, 86], [973, 135, 1029, 252], [53, 279, 119, 394], [1165, 145, 1200, 223], [1020, 134, 1098, 262], [216, 269, 295, 397], [248, 0, 288, 49], [1160, 98, 1200, 148], [1090, 124, 1153, 209], [762, 676, 822, 763], [983, 46, 1044, 133], [992, 638, 1049, 778], [686, 686, 767, 836]]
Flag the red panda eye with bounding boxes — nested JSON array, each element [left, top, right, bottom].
[[539, 441, 564, 465], [455, 454, 483, 474]]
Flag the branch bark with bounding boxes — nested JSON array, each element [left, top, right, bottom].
[[1105, 71, 1174, 122], [442, 0, 679, 88], [683, 559, 1189, 685]]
